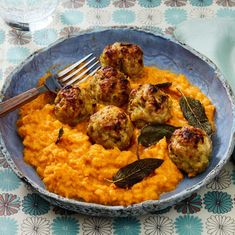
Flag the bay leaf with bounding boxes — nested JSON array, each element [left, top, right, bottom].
[[179, 96, 213, 135], [112, 158, 164, 188], [155, 82, 172, 89], [138, 124, 179, 147], [55, 127, 64, 144]]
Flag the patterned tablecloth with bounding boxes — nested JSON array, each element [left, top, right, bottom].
[[0, 0, 235, 234]]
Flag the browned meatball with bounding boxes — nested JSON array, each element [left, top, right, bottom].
[[128, 84, 172, 127], [87, 105, 134, 150], [100, 42, 144, 77], [54, 85, 96, 126], [89, 66, 130, 107], [168, 126, 212, 177]]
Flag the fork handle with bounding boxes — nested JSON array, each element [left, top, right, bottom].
[[0, 85, 48, 118]]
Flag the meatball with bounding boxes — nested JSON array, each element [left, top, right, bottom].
[[54, 85, 96, 126], [87, 105, 134, 150], [128, 84, 172, 127], [168, 126, 212, 177], [89, 66, 131, 107], [100, 42, 144, 77]]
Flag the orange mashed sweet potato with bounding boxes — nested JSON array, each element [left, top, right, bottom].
[[17, 66, 215, 206]]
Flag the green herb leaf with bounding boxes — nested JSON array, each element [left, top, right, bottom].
[[179, 95, 213, 135], [112, 158, 164, 188], [155, 82, 172, 89], [55, 127, 64, 144], [138, 124, 179, 147]]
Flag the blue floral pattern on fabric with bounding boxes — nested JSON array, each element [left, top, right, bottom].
[[113, 0, 136, 8], [138, 9, 163, 26], [138, 0, 161, 8], [164, 0, 187, 7], [0, 169, 21, 191], [175, 215, 203, 235], [144, 216, 173, 235], [175, 193, 202, 214], [0, 193, 20, 216], [8, 29, 31, 45], [232, 170, 235, 184], [33, 29, 58, 46], [112, 9, 135, 23], [216, 0, 235, 6], [22, 193, 50, 215], [189, 0, 212, 6], [52, 216, 79, 235], [165, 8, 187, 25], [206, 169, 231, 190], [59, 26, 80, 37], [6, 47, 30, 64], [82, 217, 112, 235], [113, 217, 141, 235], [63, 0, 85, 8], [204, 191, 233, 214], [0, 217, 18, 235], [217, 9, 235, 18], [87, 0, 111, 8], [206, 215, 235, 235], [21, 217, 50, 235], [61, 11, 84, 25]]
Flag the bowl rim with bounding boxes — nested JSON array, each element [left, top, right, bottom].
[[1, 26, 235, 213]]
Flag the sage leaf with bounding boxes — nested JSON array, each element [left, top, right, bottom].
[[138, 124, 179, 147], [55, 127, 64, 144], [112, 158, 164, 188], [155, 82, 172, 89], [179, 96, 213, 135]]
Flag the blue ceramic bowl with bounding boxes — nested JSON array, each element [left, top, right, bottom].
[[0, 28, 235, 217]]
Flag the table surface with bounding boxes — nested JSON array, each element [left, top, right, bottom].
[[0, 1, 235, 234]]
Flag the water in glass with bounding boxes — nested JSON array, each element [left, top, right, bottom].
[[0, 0, 58, 31]]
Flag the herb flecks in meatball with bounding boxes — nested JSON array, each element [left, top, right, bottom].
[[89, 66, 131, 107], [54, 85, 96, 126], [100, 42, 144, 77], [168, 126, 212, 177], [87, 105, 134, 150], [128, 84, 172, 128]]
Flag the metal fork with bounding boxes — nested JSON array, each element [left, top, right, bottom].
[[0, 54, 100, 118]]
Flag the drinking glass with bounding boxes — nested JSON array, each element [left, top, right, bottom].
[[0, 0, 59, 31]]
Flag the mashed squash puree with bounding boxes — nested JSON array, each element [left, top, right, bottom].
[[17, 66, 215, 206]]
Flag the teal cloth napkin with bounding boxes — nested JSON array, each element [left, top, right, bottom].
[[174, 18, 235, 161], [174, 18, 235, 92]]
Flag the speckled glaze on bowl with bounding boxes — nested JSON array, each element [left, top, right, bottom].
[[0, 28, 235, 217]]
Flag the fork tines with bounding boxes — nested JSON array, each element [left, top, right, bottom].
[[58, 53, 101, 87]]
